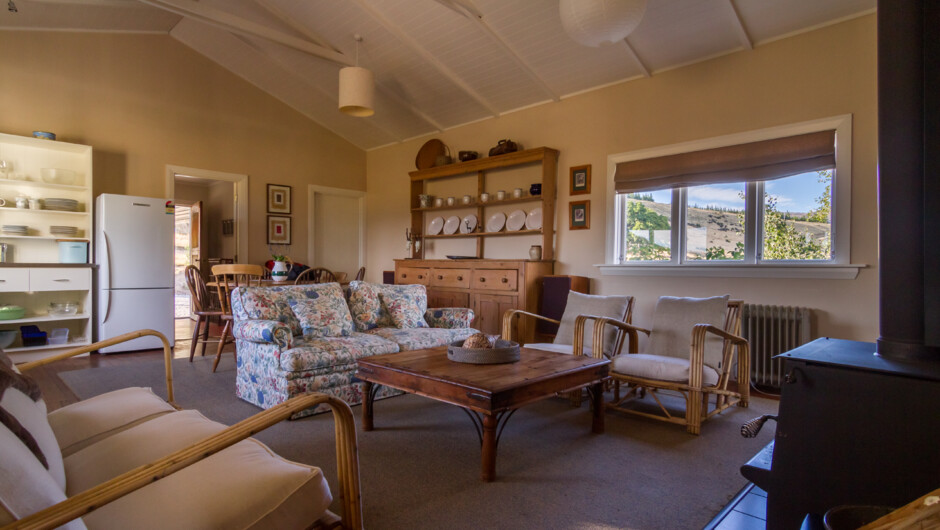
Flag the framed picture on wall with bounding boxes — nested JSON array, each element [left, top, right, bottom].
[[570, 165, 591, 195], [569, 200, 590, 230], [267, 215, 291, 245], [267, 184, 292, 214]]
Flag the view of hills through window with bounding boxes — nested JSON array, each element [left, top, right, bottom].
[[622, 170, 832, 262]]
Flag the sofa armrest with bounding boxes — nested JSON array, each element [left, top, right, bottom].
[[232, 320, 293, 349], [424, 307, 474, 329], [4, 393, 363, 530]]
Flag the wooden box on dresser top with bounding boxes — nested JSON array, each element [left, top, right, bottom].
[[394, 258, 553, 341]]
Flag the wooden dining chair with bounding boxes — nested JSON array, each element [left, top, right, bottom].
[[294, 267, 336, 285], [354, 266, 366, 281], [183, 265, 226, 363], [211, 263, 265, 372]]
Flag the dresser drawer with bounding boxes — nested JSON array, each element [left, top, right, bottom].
[[471, 269, 518, 292], [0, 268, 30, 292], [396, 267, 430, 285], [430, 268, 470, 289], [29, 268, 91, 291]]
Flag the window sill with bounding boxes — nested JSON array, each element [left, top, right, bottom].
[[596, 263, 865, 280]]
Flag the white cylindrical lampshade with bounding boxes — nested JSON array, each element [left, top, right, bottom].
[[559, 0, 647, 47], [338, 66, 375, 117]]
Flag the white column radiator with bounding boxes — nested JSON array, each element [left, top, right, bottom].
[[741, 304, 812, 391]]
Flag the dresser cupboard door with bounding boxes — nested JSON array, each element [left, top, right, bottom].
[[472, 294, 517, 335], [427, 289, 469, 309]]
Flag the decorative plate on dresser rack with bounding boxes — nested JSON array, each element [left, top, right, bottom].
[[486, 212, 506, 233], [427, 216, 444, 235], [443, 215, 461, 235], [506, 210, 526, 231], [525, 207, 542, 230], [460, 214, 478, 234]]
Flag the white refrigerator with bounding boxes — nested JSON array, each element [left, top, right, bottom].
[[95, 194, 175, 353]]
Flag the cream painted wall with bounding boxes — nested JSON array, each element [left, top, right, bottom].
[[367, 15, 879, 342], [0, 31, 365, 266]]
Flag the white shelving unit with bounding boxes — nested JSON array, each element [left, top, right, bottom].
[[0, 132, 93, 362]]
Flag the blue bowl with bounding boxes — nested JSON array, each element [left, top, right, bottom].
[[33, 131, 56, 141], [0, 330, 16, 349]]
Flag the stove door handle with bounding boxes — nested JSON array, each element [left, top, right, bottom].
[[741, 414, 778, 438]]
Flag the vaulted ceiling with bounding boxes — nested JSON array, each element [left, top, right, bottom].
[[2, 0, 875, 150]]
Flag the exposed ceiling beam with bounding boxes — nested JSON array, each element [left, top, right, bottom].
[[28, 0, 146, 7], [438, 0, 560, 102], [724, 0, 753, 50], [252, 0, 339, 54], [373, 80, 445, 133], [620, 38, 650, 77], [138, 0, 352, 66], [348, 0, 501, 117]]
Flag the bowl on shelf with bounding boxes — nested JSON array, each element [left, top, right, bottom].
[[0, 330, 16, 349], [33, 131, 56, 141], [0, 305, 25, 320], [40, 168, 78, 185], [49, 301, 80, 316]]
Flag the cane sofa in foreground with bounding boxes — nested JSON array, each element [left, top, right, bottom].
[[0, 330, 362, 529]]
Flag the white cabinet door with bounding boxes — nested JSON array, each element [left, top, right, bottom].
[[29, 268, 91, 292], [0, 268, 29, 292]]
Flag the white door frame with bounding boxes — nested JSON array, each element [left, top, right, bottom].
[[307, 185, 366, 270], [165, 165, 249, 262]]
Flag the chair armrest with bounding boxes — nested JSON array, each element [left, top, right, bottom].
[[424, 308, 474, 329], [4, 393, 363, 530], [574, 315, 650, 359], [232, 320, 294, 349], [500, 309, 560, 341], [18, 329, 176, 405], [689, 324, 750, 390]]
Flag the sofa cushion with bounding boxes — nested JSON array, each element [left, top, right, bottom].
[[366, 327, 478, 351], [0, 422, 86, 529], [380, 287, 428, 329], [278, 332, 400, 373], [647, 295, 729, 370], [231, 286, 303, 336], [47, 387, 176, 458], [346, 281, 385, 331], [0, 352, 65, 490], [81, 437, 331, 530], [553, 292, 632, 356], [288, 283, 355, 338], [612, 353, 720, 387]]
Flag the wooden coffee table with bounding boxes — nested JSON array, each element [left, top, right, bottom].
[[355, 346, 610, 481]]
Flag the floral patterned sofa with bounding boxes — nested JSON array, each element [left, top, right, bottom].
[[231, 281, 477, 418]]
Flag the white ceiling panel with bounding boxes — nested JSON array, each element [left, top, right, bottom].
[[2, 0, 877, 149]]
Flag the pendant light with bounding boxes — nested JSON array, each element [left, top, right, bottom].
[[338, 35, 375, 117], [559, 0, 647, 47]]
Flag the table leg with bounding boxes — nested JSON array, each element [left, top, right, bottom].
[[481, 414, 498, 482], [590, 381, 605, 434], [362, 380, 374, 431]]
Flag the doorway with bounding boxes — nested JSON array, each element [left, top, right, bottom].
[[307, 185, 366, 281], [173, 203, 194, 319]]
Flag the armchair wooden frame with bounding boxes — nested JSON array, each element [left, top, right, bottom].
[[586, 300, 749, 435], [8, 329, 363, 530]]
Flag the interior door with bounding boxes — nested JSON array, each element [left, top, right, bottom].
[[190, 200, 203, 275], [310, 188, 363, 278]]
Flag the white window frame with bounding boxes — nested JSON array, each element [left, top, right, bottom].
[[600, 115, 863, 279]]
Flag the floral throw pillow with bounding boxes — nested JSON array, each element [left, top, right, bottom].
[[346, 281, 384, 331], [288, 283, 355, 338], [379, 286, 429, 329]]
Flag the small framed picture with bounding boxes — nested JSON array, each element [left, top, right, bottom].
[[267, 184, 292, 214], [267, 215, 292, 245], [569, 200, 590, 230], [570, 164, 591, 195]]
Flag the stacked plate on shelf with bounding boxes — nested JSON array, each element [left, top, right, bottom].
[[1, 225, 28, 235], [44, 198, 79, 212], [50, 226, 79, 236]]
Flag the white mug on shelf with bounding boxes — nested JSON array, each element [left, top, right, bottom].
[[480, 192, 489, 202], [462, 195, 472, 205], [496, 190, 506, 200], [513, 188, 523, 198], [446, 196, 455, 206], [434, 197, 444, 207]]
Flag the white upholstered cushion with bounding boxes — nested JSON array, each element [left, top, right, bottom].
[[48, 387, 176, 458], [646, 295, 729, 369], [553, 291, 631, 355], [524, 343, 596, 357], [1, 378, 65, 490], [0, 422, 86, 529], [612, 353, 720, 386]]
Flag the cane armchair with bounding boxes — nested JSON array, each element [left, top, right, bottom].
[[586, 296, 749, 435]]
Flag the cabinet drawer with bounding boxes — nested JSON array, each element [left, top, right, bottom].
[[430, 268, 470, 289], [0, 268, 30, 292], [29, 268, 91, 291], [471, 269, 518, 292], [396, 267, 430, 285]]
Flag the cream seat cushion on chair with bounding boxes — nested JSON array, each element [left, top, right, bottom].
[[612, 353, 720, 386], [550, 291, 631, 356], [47, 386, 176, 457], [523, 343, 596, 357]]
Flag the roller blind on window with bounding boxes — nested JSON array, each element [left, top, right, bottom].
[[613, 130, 836, 193]]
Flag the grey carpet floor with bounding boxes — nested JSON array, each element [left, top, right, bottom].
[[60, 355, 777, 529]]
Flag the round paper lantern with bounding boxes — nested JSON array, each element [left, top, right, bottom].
[[559, 0, 647, 47]]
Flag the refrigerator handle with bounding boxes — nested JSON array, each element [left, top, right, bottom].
[[102, 230, 112, 291], [101, 290, 112, 324]]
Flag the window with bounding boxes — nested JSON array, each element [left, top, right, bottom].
[[603, 116, 857, 279]]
